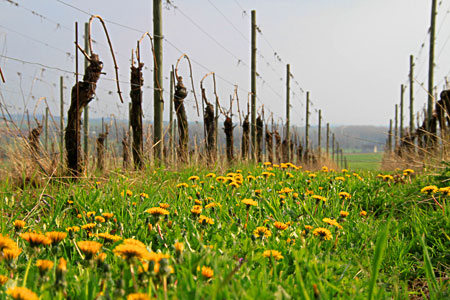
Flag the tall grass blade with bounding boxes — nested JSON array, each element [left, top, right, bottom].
[[368, 218, 390, 300], [419, 234, 439, 299]]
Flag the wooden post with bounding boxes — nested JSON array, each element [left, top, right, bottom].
[[318, 109, 321, 159], [326, 123, 329, 157], [400, 84, 404, 140], [388, 119, 393, 153], [340, 149, 344, 169], [332, 133, 335, 162], [251, 10, 257, 160], [60, 76, 64, 166], [409, 54, 414, 135], [169, 70, 174, 163], [83, 22, 89, 162], [427, 0, 437, 133], [336, 142, 340, 167], [286, 64, 290, 160], [305, 91, 310, 155], [44, 106, 49, 151], [153, 0, 164, 161], [394, 104, 398, 149]]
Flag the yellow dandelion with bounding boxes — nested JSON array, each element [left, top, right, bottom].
[[421, 185, 438, 194], [322, 218, 343, 229], [174, 242, 184, 253], [123, 238, 146, 248], [113, 243, 149, 261], [229, 181, 240, 188], [97, 232, 122, 243], [253, 226, 272, 238], [57, 257, 67, 273], [191, 205, 202, 215], [176, 182, 189, 188], [86, 211, 96, 218], [304, 225, 313, 231], [159, 203, 170, 209], [20, 232, 51, 247], [205, 202, 221, 209], [45, 231, 67, 245], [273, 221, 289, 231], [140, 192, 149, 199], [360, 210, 367, 217], [36, 259, 54, 274], [335, 176, 345, 181], [313, 227, 333, 240], [127, 293, 150, 300], [201, 266, 214, 278], [66, 226, 80, 233], [311, 195, 326, 202], [263, 249, 283, 260], [146, 207, 169, 216], [101, 212, 114, 220], [81, 223, 96, 231], [338, 192, 351, 199], [3, 247, 22, 261], [188, 175, 200, 181], [6, 287, 38, 300], [95, 216, 106, 223], [13, 220, 26, 231], [77, 241, 102, 259], [0, 275, 8, 286], [242, 199, 258, 208], [340, 211, 349, 218], [206, 173, 216, 178], [0, 234, 17, 251], [198, 215, 214, 225], [403, 169, 414, 175]]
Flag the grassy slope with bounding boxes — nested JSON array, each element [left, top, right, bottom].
[[345, 152, 384, 171], [0, 164, 448, 299]]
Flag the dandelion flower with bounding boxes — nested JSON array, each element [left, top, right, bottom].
[[101, 212, 114, 220], [403, 169, 414, 175], [191, 205, 202, 215], [322, 218, 343, 229], [313, 227, 333, 240], [304, 225, 313, 231], [3, 247, 22, 261], [242, 199, 258, 208], [420, 185, 438, 194], [201, 266, 214, 278], [159, 203, 170, 209], [13, 220, 26, 231], [188, 175, 200, 181], [360, 210, 367, 217], [273, 221, 289, 231], [127, 293, 151, 300], [198, 215, 214, 225], [123, 238, 146, 248], [311, 195, 326, 202], [36, 259, 54, 275], [95, 216, 106, 223], [121, 190, 133, 197], [20, 232, 51, 247], [205, 202, 221, 209], [0, 275, 8, 286], [66, 226, 80, 233], [113, 244, 149, 261], [174, 242, 184, 253], [81, 223, 96, 231], [335, 176, 345, 181], [263, 249, 283, 260], [86, 211, 96, 218], [45, 232, 67, 245], [77, 241, 102, 259], [253, 227, 272, 238], [338, 192, 351, 199], [140, 192, 149, 199], [176, 183, 189, 188], [146, 207, 169, 216], [6, 287, 38, 300], [0, 234, 17, 251], [340, 211, 349, 218], [97, 232, 122, 243], [206, 173, 216, 178], [57, 257, 67, 273]]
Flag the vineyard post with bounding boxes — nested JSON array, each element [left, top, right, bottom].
[[128, 103, 132, 147], [215, 93, 219, 157], [394, 104, 398, 150], [400, 84, 404, 140], [318, 109, 321, 159], [44, 106, 49, 151], [336, 142, 340, 167], [60, 76, 64, 166], [388, 119, 393, 153], [427, 0, 437, 134], [153, 0, 164, 161], [344, 156, 348, 169], [286, 64, 290, 160], [305, 91, 310, 156], [326, 123, 329, 157], [340, 149, 344, 169], [409, 54, 414, 135], [332, 133, 335, 162], [251, 10, 257, 160], [83, 22, 90, 164], [75, 22, 80, 174], [169, 70, 174, 163]]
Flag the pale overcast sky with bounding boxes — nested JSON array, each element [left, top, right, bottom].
[[0, 0, 449, 128]]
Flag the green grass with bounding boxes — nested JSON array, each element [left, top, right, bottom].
[[345, 152, 384, 171], [0, 164, 448, 299]]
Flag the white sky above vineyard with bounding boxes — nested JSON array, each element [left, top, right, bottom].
[[1, 0, 450, 130]]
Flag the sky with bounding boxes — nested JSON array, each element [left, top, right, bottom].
[[0, 0, 449, 131]]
